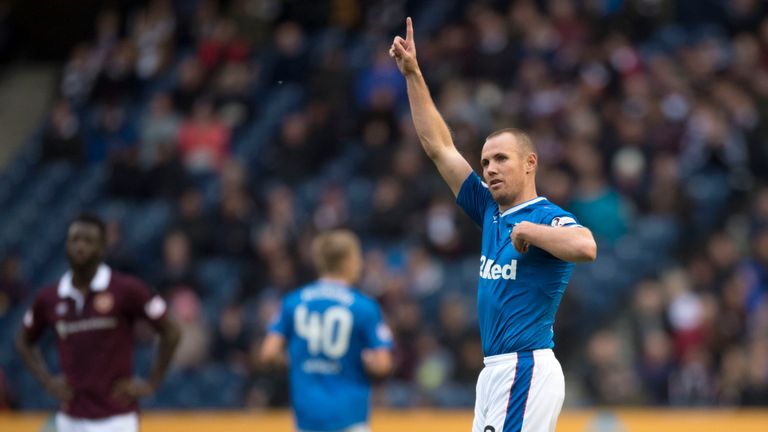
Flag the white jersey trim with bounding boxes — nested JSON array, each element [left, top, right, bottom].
[[499, 197, 546, 217], [57, 264, 112, 314]]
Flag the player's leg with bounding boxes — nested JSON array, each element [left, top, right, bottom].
[[54, 412, 75, 432], [494, 352, 533, 432], [344, 424, 371, 432], [55, 412, 139, 432], [472, 367, 490, 432], [519, 350, 565, 432], [475, 356, 519, 432]]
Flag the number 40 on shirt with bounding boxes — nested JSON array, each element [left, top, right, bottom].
[[294, 305, 354, 359]]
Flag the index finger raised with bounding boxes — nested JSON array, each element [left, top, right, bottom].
[[406, 17, 414, 42]]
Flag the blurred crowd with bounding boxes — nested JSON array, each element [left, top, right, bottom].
[[2, 0, 768, 409]]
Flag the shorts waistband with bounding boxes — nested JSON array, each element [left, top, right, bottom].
[[483, 349, 554, 367]]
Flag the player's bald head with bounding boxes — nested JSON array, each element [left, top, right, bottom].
[[484, 128, 537, 157]]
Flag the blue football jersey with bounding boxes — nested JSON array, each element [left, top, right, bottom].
[[456, 172, 580, 356], [269, 280, 393, 431]]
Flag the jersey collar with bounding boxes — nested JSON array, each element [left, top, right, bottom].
[[58, 264, 112, 299], [499, 197, 546, 218]]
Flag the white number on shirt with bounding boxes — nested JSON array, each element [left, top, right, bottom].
[[294, 305, 354, 359]]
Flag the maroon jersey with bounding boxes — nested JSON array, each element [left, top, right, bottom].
[[22, 265, 167, 419]]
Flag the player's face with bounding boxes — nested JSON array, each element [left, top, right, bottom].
[[480, 134, 530, 207], [66, 222, 105, 269]]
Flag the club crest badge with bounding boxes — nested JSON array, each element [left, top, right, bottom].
[[56, 302, 68, 316], [94, 293, 114, 314]]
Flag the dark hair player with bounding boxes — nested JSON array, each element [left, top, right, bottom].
[[16, 214, 180, 432]]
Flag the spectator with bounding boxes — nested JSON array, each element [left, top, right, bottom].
[[197, 18, 249, 72], [91, 9, 120, 67], [212, 187, 254, 258], [40, 100, 83, 164], [155, 230, 200, 296], [104, 219, 139, 274], [91, 40, 138, 104], [177, 98, 231, 173], [262, 112, 326, 185], [212, 62, 256, 130], [368, 177, 410, 240], [355, 49, 406, 108], [268, 22, 308, 84], [0, 254, 28, 317], [140, 92, 181, 169], [211, 304, 251, 371], [172, 57, 206, 114], [356, 118, 395, 179], [60, 43, 99, 105], [171, 187, 212, 257], [144, 141, 189, 199], [583, 330, 642, 405], [312, 184, 349, 231], [107, 148, 144, 200], [90, 102, 138, 163], [169, 287, 210, 369], [131, 0, 176, 80], [567, 140, 630, 244]]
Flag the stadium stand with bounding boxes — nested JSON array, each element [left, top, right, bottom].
[[0, 0, 767, 410]]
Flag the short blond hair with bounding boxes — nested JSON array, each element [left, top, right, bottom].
[[485, 128, 537, 155], [311, 229, 361, 274]]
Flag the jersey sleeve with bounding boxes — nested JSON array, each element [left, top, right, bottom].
[[123, 277, 167, 328], [361, 301, 393, 350], [456, 172, 495, 227], [538, 207, 582, 228], [268, 297, 292, 337], [22, 294, 50, 343]]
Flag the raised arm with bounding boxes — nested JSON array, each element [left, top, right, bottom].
[[390, 18, 472, 196]]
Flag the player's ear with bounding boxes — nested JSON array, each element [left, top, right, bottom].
[[525, 152, 537, 173]]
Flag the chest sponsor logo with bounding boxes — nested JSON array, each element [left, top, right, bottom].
[[94, 293, 114, 314], [55, 317, 118, 339], [479, 255, 517, 280]]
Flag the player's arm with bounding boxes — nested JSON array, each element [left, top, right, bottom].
[[362, 348, 393, 379], [361, 303, 394, 380], [512, 222, 597, 262], [15, 328, 72, 402], [146, 316, 180, 390], [113, 283, 181, 402], [259, 332, 287, 367], [390, 18, 472, 196], [113, 315, 180, 402]]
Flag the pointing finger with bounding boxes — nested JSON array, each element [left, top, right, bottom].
[[406, 17, 413, 42]]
